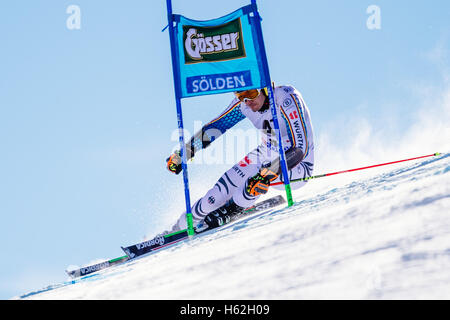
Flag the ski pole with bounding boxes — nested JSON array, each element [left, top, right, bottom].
[[271, 152, 441, 186]]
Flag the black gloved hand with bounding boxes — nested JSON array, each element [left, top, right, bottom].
[[166, 151, 182, 175]]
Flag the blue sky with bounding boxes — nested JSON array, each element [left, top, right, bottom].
[[0, 1, 449, 299]]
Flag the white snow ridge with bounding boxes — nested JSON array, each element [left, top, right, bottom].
[[17, 153, 450, 299]]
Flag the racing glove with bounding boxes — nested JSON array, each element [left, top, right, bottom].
[[166, 151, 182, 175], [245, 166, 279, 197]]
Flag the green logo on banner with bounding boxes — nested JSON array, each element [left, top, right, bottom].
[[183, 18, 246, 64]]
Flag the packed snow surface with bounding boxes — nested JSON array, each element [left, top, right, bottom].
[[17, 153, 450, 299]]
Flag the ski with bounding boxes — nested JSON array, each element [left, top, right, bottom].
[[67, 195, 286, 278], [194, 194, 286, 234], [121, 195, 286, 259], [66, 255, 129, 278], [121, 229, 190, 259], [237, 194, 286, 217]]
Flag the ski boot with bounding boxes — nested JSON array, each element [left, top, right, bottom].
[[203, 200, 245, 229]]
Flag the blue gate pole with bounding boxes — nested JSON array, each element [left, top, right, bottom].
[[251, 0, 294, 206], [166, 0, 195, 235]]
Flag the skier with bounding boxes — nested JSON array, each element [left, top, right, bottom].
[[165, 85, 314, 232]]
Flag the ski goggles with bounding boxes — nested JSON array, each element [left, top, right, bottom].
[[234, 89, 262, 103]]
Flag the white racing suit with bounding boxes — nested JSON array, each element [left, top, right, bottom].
[[171, 85, 314, 231]]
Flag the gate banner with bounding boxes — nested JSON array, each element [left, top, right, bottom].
[[171, 5, 268, 98]]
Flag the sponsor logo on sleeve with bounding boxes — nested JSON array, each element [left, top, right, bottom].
[[283, 98, 292, 107]]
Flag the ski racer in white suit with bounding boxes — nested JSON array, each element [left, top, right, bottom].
[[166, 85, 315, 231]]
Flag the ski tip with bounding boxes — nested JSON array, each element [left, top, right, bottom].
[[120, 246, 130, 258], [65, 269, 79, 279]]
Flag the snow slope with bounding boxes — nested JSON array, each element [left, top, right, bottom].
[[16, 153, 450, 299]]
